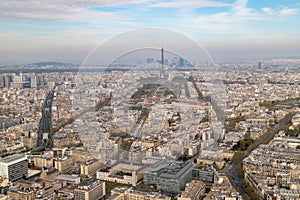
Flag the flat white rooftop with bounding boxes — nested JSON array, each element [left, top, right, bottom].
[[0, 154, 26, 164]]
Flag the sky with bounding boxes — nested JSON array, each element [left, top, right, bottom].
[[0, 0, 300, 64]]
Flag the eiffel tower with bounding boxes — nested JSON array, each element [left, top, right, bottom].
[[158, 47, 166, 84]]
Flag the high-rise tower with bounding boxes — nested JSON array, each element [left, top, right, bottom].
[[158, 47, 165, 81]]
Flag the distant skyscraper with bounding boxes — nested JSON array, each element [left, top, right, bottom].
[[146, 57, 154, 64], [0, 75, 4, 88], [31, 74, 37, 88], [258, 62, 262, 69], [20, 71, 23, 83], [12, 72, 24, 88], [37, 74, 46, 87], [4, 75, 13, 88], [13, 73, 21, 83], [179, 57, 186, 67]]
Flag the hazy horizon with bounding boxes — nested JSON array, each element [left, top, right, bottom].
[[0, 0, 299, 65]]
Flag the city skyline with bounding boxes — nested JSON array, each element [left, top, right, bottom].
[[0, 0, 300, 64], [1, 1, 300, 199]]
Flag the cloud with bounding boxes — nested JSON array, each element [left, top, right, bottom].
[[151, 1, 231, 8], [0, 0, 299, 64], [176, 0, 264, 34], [232, 0, 247, 11], [0, 9, 121, 22], [173, 0, 298, 39], [0, 0, 147, 20], [262, 7, 275, 15], [279, 8, 298, 16], [231, 0, 263, 18]]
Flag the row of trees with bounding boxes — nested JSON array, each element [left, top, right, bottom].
[[232, 138, 255, 151]]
